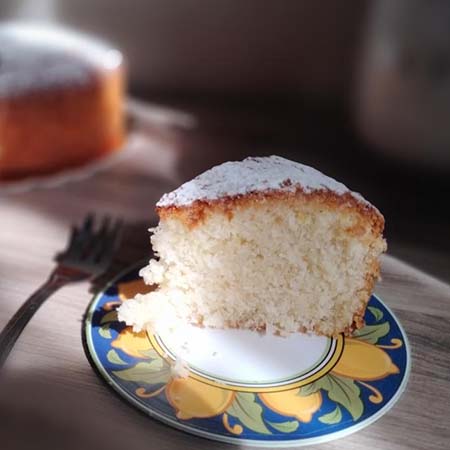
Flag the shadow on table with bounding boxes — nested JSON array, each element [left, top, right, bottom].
[[0, 369, 232, 450]]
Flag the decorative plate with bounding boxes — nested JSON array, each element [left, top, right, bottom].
[[84, 263, 411, 447]]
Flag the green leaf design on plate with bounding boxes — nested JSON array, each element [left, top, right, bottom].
[[113, 360, 171, 385], [227, 393, 271, 435], [320, 374, 363, 420], [299, 375, 363, 421], [107, 349, 127, 366], [368, 306, 383, 322], [319, 405, 342, 424], [138, 348, 161, 360], [267, 420, 299, 433], [98, 324, 112, 339], [297, 375, 331, 397], [353, 321, 390, 344], [298, 381, 321, 396], [100, 310, 118, 325]]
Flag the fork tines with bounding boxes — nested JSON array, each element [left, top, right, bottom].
[[56, 214, 123, 273]]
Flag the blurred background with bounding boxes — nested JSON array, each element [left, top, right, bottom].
[[1, 0, 450, 281]]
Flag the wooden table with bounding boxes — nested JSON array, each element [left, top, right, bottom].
[[1, 101, 449, 450]]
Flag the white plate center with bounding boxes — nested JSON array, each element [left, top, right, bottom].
[[155, 325, 334, 387]]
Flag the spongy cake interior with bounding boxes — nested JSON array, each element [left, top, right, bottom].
[[119, 194, 386, 336]]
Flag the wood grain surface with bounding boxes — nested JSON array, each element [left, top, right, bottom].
[[0, 101, 449, 450]]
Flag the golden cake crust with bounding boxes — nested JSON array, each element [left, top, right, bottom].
[[157, 187, 385, 237]]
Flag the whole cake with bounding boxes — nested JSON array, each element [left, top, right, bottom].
[[119, 156, 386, 336], [0, 23, 125, 180]]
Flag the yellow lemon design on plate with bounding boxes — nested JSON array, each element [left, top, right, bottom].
[[332, 338, 399, 381], [111, 327, 152, 358], [259, 390, 322, 422], [166, 377, 235, 420]]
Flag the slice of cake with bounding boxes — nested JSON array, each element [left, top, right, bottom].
[[119, 156, 386, 336]]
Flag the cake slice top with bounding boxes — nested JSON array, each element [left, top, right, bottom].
[[158, 155, 371, 208]]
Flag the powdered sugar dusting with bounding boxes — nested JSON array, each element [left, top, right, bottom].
[[157, 155, 371, 207], [0, 23, 122, 98]]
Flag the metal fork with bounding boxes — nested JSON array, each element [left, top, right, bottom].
[[0, 214, 123, 368]]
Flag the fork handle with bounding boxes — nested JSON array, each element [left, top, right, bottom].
[[0, 274, 65, 368]]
